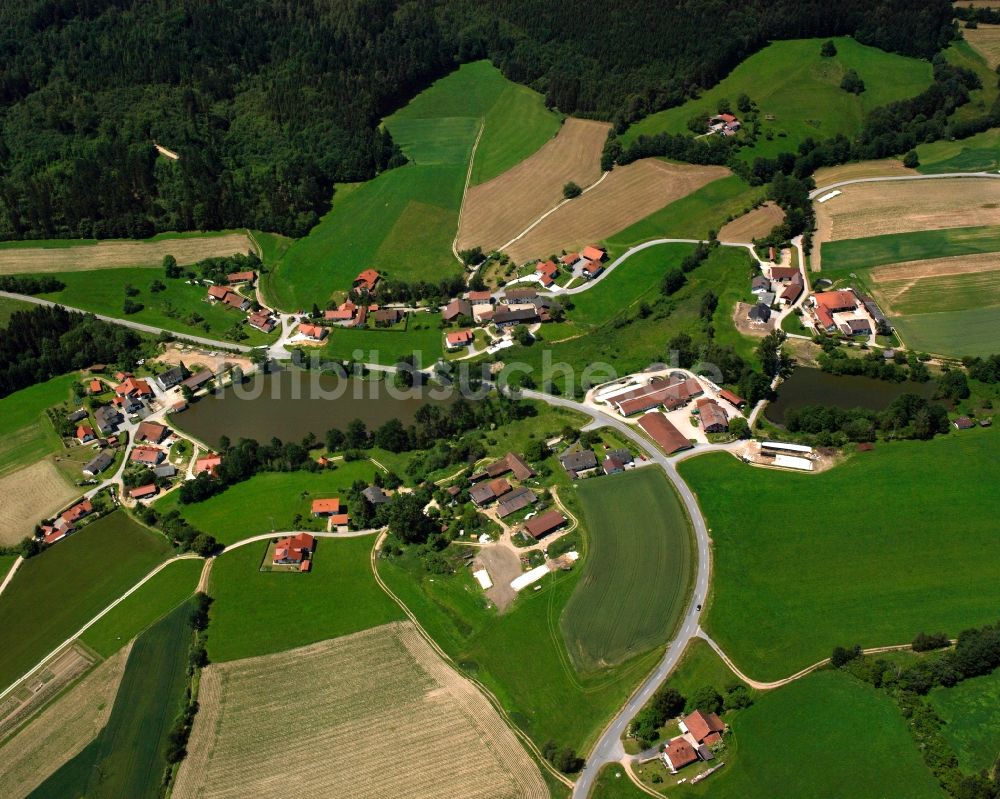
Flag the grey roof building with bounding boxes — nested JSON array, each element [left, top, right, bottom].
[[83, 449, 114, 477], [156, 366, 185, 390]]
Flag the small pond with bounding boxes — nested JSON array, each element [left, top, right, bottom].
[[765, 367, 936, 425], [174, 369, 457, 446]]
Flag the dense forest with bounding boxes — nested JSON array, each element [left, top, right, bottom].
[[0, 0, 953, 241], [0, 305, 146, 396]]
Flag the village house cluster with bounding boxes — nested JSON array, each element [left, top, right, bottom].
[[531, 244, 607, 288], [204, 270, 277, 333], [747, 261, 804, 325], [806, 287, 887, 340]]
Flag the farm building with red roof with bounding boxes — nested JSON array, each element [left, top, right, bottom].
[[637, 412, 693, 455], [311, 498, 341, 516], [662, 737, 699, 773], [274, 533, 315, 565], [353, 269, 381, 292]]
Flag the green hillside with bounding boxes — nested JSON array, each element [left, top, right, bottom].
[[622, 38, 933, 162], [269, 61, 560, 309]]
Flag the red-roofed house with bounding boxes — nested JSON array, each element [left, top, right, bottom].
[[135, 421, 168, 443], [131, 445, 164, 466], [129, 483, 159, 501], [467, 290, 493, 304], [88, 379, 104, 394], [329, 512, 350, 528], [560, 252, 580, 267], [274, 533, 315, 565], [536, 260, 558, 280], [248, 310, 276, 333], [311, 498, 341, 516], [769, 266, 800, 283], [814, 290, 857, 313], [298, 323, 328, 341], [207, 285, 230, 301], [194, 453, 222, 476], [581, 259, 604, 279], [446, 329, 475, 350], [581, 245, 606, 262], [76, 424, 96, 443], [353, 269, 381, 292], [697, 398, 729, 433], [115, 377, 153, 398], [663, 737, 699, 773], [62, 499, 93, 524], [227, 271, 256, 284], [681, 709, 726, 744]]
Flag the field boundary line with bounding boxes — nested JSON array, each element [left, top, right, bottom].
[[0, 553, 202, 703], [453, 118, 486, 266], [498, 169, 610, 253], [369, 533, 575, 789], [809, 170, 1000, 200], [0, 556, 24, 597]]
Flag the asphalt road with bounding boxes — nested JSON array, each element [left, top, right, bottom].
[[0, 290, 253, 353], [520, 389, 711, 799]]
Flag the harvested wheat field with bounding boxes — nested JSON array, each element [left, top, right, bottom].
[[505, 159, 729, 263], [870, 251, 1000, 283], [718, 202, 785, 242], [457, 118, 610, 253], [0, 644, 131, 799], [965, 24, 1000, 68], [173, 621, 547, 799], [816, 178, 1000, 244], [813, 159, 907, 186], [0, 460, 78, 545], [0, 233, 252, 275]]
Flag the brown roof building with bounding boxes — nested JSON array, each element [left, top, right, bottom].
[[135, 421, 168, 443], [697, 399, 729, 433], [637, 412, 693, 455], [497, 486, 537, 518], [523, 510, 567, 539], [663, 737, 699, 772], [485, 452, 535, 481], [683, 709, 726, 744]]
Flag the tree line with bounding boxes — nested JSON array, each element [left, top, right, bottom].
[[0, 0, 954, 241], [0, 304, 147, 398], [834, 620, 1000, 799]]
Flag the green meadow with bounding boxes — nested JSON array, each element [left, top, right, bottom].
[[821, 225, 1000, 274], [0, 373, 76, 476], [322, 313, 445, 366], [592, 766, 649, 799], [271, 61, 559, 309], [561, 468, 693, 671], [31, 267, 274, 345], [604, 175, 765, 255], [155, 462, 378, 545], [0, 512, 171, 691], [32, 602, 194, 799], [0, 295, 33, 326], [207, 535, 402, 663], [514, 244, 758, 388], [918, 127, 1000, 174], [685, 672, 942, 799], [80, 556, 204, 657], [680, 430, 1000, 681], [379, 549, 664, 754], [929, 668, 1000, 773], [943, 38, 1000, 127], [892, 303, 1000, 358], [666, 637, 749, 705], [622, 38, 933, 161]]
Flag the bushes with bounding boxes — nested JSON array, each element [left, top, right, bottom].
[[542, 740, 583, 773], [912, 632, 951, 652], [629, 686, 686, 746]]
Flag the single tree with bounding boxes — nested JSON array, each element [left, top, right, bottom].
[[820, 40, 837, 57], [902, 149, 920, 169], [562, 181, 582, 199]]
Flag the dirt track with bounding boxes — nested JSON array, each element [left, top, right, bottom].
[[505, 159, 729, 262], [0, 233, 252, 274], [457, 118, 609, 253]]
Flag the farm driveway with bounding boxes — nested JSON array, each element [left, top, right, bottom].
[[476, 544, 522, 613]]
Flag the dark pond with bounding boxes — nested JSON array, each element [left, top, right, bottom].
[[174, 370, 456, 446], [765, 367, 936, 425]]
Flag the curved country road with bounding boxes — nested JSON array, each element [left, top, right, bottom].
[[808, 169, 1000, 199], [519, 389, 711, 799]]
